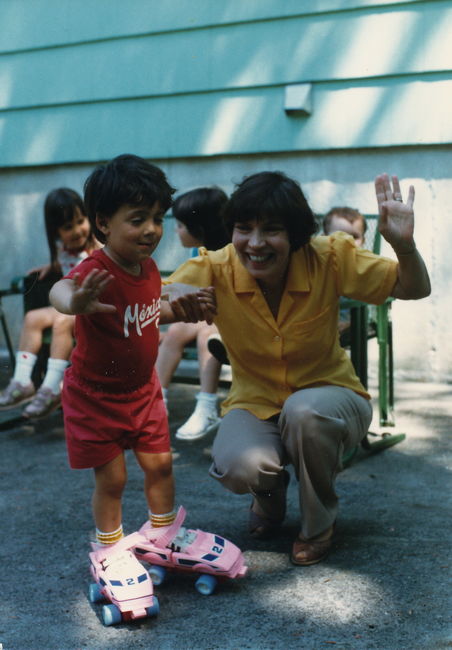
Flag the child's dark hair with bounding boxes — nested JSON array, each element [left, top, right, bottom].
[[323, 206, 367, 235], [44, 188, 89, 267], [84, 154, 176, 244], [223, 171, 318, 251], [173, 187, 230, 250]]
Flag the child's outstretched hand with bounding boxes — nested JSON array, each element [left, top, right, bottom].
[[70, 269, 117, 314]]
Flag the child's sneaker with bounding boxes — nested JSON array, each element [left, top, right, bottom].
[[88, 532, 159, 626], [175, 405, 220, 441], [23, 386, 61, 419], [0, 380, 35, 410], [132, 506, 248, 595]]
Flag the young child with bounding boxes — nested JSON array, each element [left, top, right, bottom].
[[0, 188, 98, 418], [156, 187, 230, 441], [323, 206, 368, 337], [322, 206, 367, 247], [49, 154, 227, 581]]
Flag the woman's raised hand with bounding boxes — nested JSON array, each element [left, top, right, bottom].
[[375, 173, 416, 254]]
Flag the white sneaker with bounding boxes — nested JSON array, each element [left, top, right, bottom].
[[175, 407, 220, 441]]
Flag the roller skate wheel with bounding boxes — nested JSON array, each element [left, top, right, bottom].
[[195, 573, 217, 596], [149, 564, 167, 586], [146, 595, 160, 617], [102, 603, 122, 626], [88, 582, 104, 603]]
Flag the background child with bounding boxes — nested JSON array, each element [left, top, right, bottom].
[[49, 154, 216, 572], [322, 206, 367, 247], [0, 188, 98, 418], [156, 187, 230, 441], [323, 206, 368, 338]]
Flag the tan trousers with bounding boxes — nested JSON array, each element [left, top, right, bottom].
[[209, 386, 372, 538]]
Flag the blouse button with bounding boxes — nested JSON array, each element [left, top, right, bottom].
[[273, 335, 280, 342]]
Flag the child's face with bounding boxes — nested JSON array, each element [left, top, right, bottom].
[[175, 220, 201, 248], [58, 207, 90, 252], [326, 215, 365, 247], [98, 202, 164, 273]]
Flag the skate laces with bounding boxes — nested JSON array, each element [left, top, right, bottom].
[[169, 527, 197, 552]]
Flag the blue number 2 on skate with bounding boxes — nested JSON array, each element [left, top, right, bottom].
[[212, 545, 223, 554]]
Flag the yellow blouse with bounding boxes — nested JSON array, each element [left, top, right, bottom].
[[165, 232, 398, 419]]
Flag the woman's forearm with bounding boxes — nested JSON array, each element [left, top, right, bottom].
[[391, 246, 431, 300]]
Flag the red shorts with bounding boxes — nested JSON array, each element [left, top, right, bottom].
[[62, 367, 170, 469]]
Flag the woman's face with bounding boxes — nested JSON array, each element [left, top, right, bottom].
[[232, 217, 291, 288], [176, 220, 201, 248]]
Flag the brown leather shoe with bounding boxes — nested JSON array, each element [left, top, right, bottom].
[[291, 526, 334, 566]]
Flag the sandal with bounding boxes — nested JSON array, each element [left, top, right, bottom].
[[291, 524, 335, 566], [249, 470, 290, 539], [249, 508, 283, 540]]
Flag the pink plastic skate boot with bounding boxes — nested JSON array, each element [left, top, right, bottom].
[[88, 532, 159, 626], [132, 506, 248, 595]]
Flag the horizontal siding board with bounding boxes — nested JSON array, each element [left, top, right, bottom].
[[0, 2, 450, 111], [0, 0, 428, 53], [1, 76, 450, 166]]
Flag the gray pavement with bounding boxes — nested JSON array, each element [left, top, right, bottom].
[[0, 370, 451, 650]]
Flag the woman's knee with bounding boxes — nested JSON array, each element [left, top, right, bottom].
[[281, 396, 347, 451], [211, 446, 273, 494]]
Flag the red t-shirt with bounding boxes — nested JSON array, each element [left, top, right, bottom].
[[66, 249, 161, 393]]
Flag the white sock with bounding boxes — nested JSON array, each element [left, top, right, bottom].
[[149, 509, 176, 528], [13, 351, 37, 386], [95, 524, 124, 546], [41, 358, 69, 394], [196, 392, 218, 412]]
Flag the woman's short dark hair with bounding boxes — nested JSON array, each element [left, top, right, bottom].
[[172, 187, 230, 251], [223, 171, 318, 251], [84, 154, 176, 243]]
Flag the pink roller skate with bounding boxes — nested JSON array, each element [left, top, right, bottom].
[[88, 532, 159, 626], [132, 506, 248, 595]]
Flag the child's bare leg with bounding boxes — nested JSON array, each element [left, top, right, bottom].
[[135, 450, 175, 515], [92, 454, 127, 534], [18, 306, 57, 353], [0, 307, 60, 407], [156, 322, 200, 389], [49, 313, 75, 359], [22, 312, 75, 417], [197, 324, 221, 394]]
